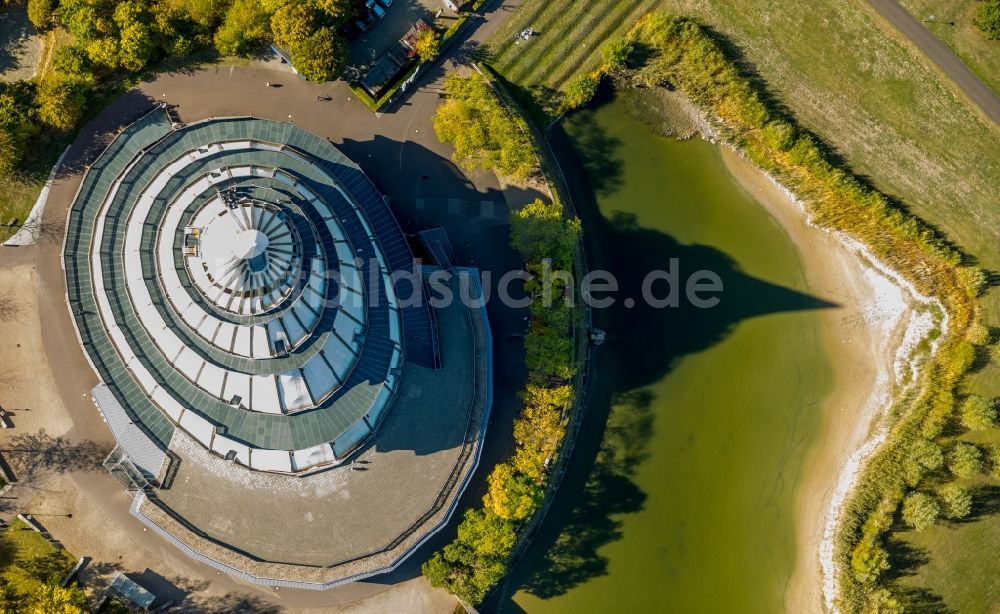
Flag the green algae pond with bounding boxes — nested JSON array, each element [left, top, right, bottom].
[[499, 90, 836, 613]]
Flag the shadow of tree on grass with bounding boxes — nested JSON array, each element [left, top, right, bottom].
[[884, 536, 930, 582]]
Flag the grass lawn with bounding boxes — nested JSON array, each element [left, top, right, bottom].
[[1, 518, 76, 588], [0, 175, 47, 242], [897, 0, 1000, 95], [900, 516, 1000, 613], [895, 474, 1000, 613], [486, 0, 1000, 610]]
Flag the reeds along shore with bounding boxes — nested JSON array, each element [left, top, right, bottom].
[[597, 13, 987, 613]]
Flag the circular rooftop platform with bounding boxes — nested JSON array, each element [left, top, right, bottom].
[[64, 109, 438, 474], [64, 107, 491, 587]]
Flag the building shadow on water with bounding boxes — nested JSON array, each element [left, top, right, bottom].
[[493, 93, 837, 611]]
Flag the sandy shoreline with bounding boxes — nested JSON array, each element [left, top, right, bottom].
[[717, 147, 935, 613]]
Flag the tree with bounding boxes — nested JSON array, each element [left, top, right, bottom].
[[910, 437, 943, 469], [975, 0, 1000, 39], [149, 2, 202, 57], [509, 385, 570, 481], [600, 37, 632, 71], [988, 444, 1000, 480], [948, 442, 983, 478], [36, 74, 91, 130], [312, 0, 353, 22], [0, 89, 38, 175], [510, 198, 581, 269], [85, 37, 120, 69], [113, 1, 155, 71], [270, 1, 318, 51], [28, 0, 55, 30], [52, 45, 91, 76], [433, 73, 536, 181], [525, 314, 575, 380], [214, 0, 272, 55], [57, 0, 104, 41], [164, 0, 229, 29], [455, 508, 517, 558], [413, 28, 441, 62], [289, 28, 346, 82], [960, 394, 996, 431], [482, 462, 542, 521], [938, 483, 972, 519], [865, 588, 902, 614], [560, 72, 599, 112], [901, 491, 939, 531], [903, 437, 943, 485], [422, 508, 515, 605]]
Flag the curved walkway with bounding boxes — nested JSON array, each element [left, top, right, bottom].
[[867, 0, 1000, 125]]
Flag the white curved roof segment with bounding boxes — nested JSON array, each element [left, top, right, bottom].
[[82, 131, 406, 473]]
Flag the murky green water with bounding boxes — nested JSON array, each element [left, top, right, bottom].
[[501, 91, 834, 613]]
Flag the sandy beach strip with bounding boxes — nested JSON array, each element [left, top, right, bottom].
[[718, 147, 937, 613]]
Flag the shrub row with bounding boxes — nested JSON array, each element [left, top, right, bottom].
[[422, 198, 580, 605], [617, 13, 988, 612], [422, 196, 580, 606]]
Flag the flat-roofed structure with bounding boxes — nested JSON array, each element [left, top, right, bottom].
[[63, 106, 492, 587]]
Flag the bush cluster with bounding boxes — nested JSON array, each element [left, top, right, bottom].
[[433, 72, 537, 181], [422, 199, 581, 605], [975, 0, 1000, 39]]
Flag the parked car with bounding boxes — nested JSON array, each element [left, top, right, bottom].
[[377, 0, 394, 7], [367, 0, 386, 19]]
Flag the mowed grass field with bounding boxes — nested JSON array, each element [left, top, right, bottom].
[[897, 0, 1000, 95], [486, 1, 1000, 611], [489, 0, 662, 110], [487, 0, 1000, 309]]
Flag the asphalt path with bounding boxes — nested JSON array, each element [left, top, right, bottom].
[[867, 0, 1000, 125]]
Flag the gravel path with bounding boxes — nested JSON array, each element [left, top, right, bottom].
[[0, 3, 44, 82]]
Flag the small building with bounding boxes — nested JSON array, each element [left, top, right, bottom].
[[108, 572, 156, 611], [360, 19, 433, 97]]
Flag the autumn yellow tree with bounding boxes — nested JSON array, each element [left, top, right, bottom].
[[413, 28, 441, 62]]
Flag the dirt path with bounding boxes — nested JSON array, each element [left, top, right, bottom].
[[0, 3, 44, 82]]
